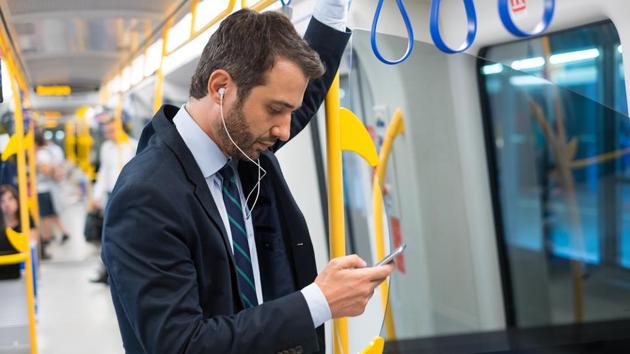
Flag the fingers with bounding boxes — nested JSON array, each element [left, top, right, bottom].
[[330, 254, 367, 269], [355, 263, 395, 282]]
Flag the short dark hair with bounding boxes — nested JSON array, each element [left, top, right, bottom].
[[189, 9, 325, 101]]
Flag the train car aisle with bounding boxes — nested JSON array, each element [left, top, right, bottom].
[[36, 197, 123, 354]]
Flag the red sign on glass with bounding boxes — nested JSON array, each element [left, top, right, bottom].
[[511, 0, 527, 13], [390, 217, 405, 274]]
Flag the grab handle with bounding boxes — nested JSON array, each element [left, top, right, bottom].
[[498, 0, 555, 37], [429, 0, 478, 54], [371, 0, 415, 65]]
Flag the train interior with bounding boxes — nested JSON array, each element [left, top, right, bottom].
[[1, 0, 630, 353]]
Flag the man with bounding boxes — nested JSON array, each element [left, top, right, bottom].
[[35, 133, 70, 259], [103, 4, 393, 354], [91, 111, 137, 283], [93, 111, 138, 212]]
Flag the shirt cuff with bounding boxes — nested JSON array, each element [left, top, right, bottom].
[[301, 282, 332, 328], [312, 1, 348, 32]]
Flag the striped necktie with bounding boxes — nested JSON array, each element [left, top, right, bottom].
[[218, 163, 258, 308]]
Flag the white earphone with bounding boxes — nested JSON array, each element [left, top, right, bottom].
[[218, 86, 267, 219]]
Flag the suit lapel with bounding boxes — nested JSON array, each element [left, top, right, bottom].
[[150, 106, 231, 253]]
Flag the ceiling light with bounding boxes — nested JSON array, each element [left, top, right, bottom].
[[482, 63, 504, 75], [549, 48, 600, 65], [511, 57, 545, 71]]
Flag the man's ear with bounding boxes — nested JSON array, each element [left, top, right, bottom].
[[208, 70, 231, 104]]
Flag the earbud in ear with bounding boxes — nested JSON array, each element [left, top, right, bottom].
[[218, 87, 226, 97]]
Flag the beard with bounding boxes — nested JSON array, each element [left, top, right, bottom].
[[217, 100, 273, 160]]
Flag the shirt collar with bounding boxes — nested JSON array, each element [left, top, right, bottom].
[[173, 105, 228, 178]]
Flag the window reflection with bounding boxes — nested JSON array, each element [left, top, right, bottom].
[[480, 20, 630, 326]]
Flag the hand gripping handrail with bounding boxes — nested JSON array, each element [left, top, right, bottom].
[[498, 0, 555, 37], [429, 0, 478, 54], [371, 0, 415, 65]]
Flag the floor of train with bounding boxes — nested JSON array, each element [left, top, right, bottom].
[[0, 200, 122, 354]]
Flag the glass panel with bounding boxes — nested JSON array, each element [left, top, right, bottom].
[[342, 30, 492, 346], [481, 21, 627, 116], [480, 20, 630, 328], [338, 20, 630, 352]]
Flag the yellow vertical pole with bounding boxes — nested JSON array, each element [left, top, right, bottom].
[[9, 71, 38, 354], [372, 110, 404, 339], [325, 74, 348, 354], [27, 124, 40, 227], [152, 19, 172, 114], [77, 113, 94, 177], [76, 120, 84, 171], [191, 0, 199, 38], [76, 115, 88, 174], [113, 94, 127, 176], [65, 122, 76, 164], [113, 94, 127, 143]]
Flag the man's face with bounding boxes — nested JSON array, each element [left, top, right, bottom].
[[217, 58, 308, 160]]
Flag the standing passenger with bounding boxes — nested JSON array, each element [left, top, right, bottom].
[[35, 133, 70, 259], [90, 111, 137, 284], [103, 5, 394, 354]]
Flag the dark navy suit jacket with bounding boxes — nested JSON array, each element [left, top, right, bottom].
[[102, 18, 350, 354]]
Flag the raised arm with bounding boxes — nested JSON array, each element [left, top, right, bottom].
[[272, 17, 351, 152]]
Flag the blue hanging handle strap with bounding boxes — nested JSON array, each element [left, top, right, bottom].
[[498, 0, 555, 37], [371, 0, 415, 65], [429, 0, 478, 54], [279, 0, 291, 6]]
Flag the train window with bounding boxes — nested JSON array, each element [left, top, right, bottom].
[[479, 21, 630, 327]]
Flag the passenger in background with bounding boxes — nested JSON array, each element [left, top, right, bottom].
[[103, 5, 393, 354], [90, 110, 137, 284], [92, 111, 138, 212], [0, 185, 37, 280], [0, 131, 17, 187], [35, 132, 70, 259]]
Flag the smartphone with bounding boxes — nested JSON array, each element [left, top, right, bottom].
[[374, 244, 407, 267]]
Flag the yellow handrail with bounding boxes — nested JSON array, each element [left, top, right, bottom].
[[104, 0, 238, 100], [75, 109, 94, 177], [150, 0, 280, 112], [190, 0, 200, 39], [4, 59, 39, 354], [325, 74, 349, 354], [359, 336, 385, 354], [372, 109, 405, 340], [0, 18, 30, 96], [114, 0, 286, 107], [152, 18, 173, 114], [26, 125, 40, 227], [165, 0, 237, 58], [6, 225, 28, 253], [247, 0, 278, 12], [65, 122, 77, 164], [0, 252, 27, 265], [374, 110, 405, 189]]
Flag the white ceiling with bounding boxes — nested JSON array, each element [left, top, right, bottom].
[[2, 0, 186, 94]]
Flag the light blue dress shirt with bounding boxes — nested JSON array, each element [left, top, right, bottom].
[[173, 106, 331, 328]]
